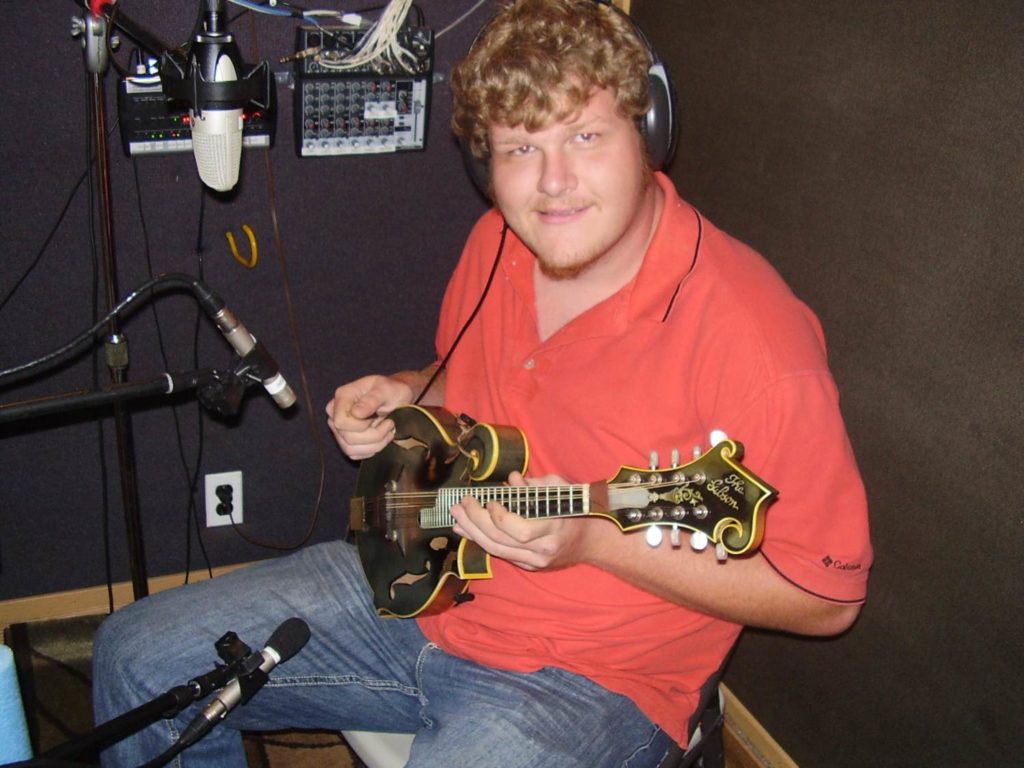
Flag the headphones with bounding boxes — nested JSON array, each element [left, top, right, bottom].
[[461, 0, 678, 194]]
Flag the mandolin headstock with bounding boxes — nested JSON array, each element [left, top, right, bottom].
[[604, 439, 777, 557]]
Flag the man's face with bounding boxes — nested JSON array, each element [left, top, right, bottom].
[[488, 88, 653, 280]]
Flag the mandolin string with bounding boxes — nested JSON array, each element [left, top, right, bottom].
[[362, 480, 686, 522], [365, 481, 679, 504], [370, 479, 675, 499]]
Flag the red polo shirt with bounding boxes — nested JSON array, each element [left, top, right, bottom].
[[416, 173, 872, 744]]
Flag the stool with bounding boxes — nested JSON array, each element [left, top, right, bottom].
[[340, 682, 725, 768], [342, 730, 412, 768]]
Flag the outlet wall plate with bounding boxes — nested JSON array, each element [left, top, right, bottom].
[[205, 470, 243, 527]]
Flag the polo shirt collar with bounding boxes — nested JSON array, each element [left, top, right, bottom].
[[498, 172, 702, 341]]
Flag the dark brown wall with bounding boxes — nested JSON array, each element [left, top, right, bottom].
[[2, 1, 1021, 765], [633, 0, 1023, 765]]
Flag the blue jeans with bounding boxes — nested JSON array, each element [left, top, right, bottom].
[[92, 541, 675, 767]]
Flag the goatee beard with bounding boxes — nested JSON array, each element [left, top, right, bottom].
[[535, 250, 603, 280]]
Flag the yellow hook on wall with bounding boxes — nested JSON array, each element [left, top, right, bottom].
[[225, 224, 258, 268]]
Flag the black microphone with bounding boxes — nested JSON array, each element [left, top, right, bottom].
[[160, 0, 271, 191], [178, 618, 311, 748], [193, 280, 297, 410]]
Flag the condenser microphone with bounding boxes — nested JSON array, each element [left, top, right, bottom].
[[212, 305, 297, 410], [192, 278, 297, 410], [178, 618, 311, 748], [161, 0, 271, 191], [189, 55, 244, 192]]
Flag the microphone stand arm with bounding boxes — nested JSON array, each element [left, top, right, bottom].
[[0, 366, 256, 425]]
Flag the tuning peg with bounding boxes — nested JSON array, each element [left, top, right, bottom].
[[670, 525, 681, 548], [709, 429, 728, 446], [649, 451, 659, 470], [645, 526, 664, 547], [670, 448, 680, 467], [715, 543, 728, 562], [689, 530, 709, 551], [692, 445, 702, 459]]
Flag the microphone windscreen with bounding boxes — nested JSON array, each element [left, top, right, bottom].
[[266, 618, 311, 663], [191, 107, 243, 192], [191, 51, 243, 192]]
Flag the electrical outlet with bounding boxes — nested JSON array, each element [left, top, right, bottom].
[[205, 471, 243, 527]]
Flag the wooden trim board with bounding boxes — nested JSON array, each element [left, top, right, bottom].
[[0, 563, 252, 633], [721, 684, 798, 767]]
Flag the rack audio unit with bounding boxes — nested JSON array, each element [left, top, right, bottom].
[[116, 77, 275, 157]]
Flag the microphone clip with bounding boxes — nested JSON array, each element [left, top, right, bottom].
[[232, 652, 271, 707], [71, 8, 110, 75], [210, 631, 271, 707], [182, 630, 252, 705], [160, 50, 271, 119], [159, 0, 271, 118], [185, 631, 268, 709], [196, 367, 245, 417], [233, 339, 280, 386], [194, 342, 288, 417]]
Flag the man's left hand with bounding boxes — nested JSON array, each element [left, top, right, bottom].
[[449, 472, 592, 571]]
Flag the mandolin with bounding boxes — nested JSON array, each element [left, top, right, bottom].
[[349, 405, 777, 618]]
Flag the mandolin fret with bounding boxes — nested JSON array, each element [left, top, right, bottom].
[[420, 484, 591, 529]]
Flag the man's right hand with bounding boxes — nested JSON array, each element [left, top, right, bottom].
[[325, 374, 414, 460]]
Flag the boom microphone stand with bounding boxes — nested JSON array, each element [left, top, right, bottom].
[[7, 618, 310, 767], [64, 0, 281, 600], [72, 1, 150, 600]]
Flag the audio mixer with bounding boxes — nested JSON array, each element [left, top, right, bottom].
[[292, 23, 433, 157]]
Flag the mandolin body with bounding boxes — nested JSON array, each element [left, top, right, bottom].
[[349, 405, 528, 618]]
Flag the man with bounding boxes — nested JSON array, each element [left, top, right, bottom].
[[93, 1, 871, 766]]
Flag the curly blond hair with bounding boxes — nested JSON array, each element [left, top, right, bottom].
[[451, 0, 652, 160]]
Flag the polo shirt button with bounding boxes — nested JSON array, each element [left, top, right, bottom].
[[523, 358, 535, 370]]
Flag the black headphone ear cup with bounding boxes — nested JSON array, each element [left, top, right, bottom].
[[461, 139, 491, 199], [643, 62, 677, 170]]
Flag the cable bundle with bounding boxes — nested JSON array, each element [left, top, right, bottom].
[[315, 0, 420, 73]]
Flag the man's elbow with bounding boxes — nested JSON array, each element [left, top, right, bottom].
[[795, 600, 863, 637]]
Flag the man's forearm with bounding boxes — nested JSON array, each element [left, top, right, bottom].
[[582, 519, 862, 636], [391, 363, 446, 406]]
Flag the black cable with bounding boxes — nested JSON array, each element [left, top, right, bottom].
[[408, 2, 425, 28], [185, 186, 214, 582], [83, 68, 117, 618], [138, 739, 189, 768], [0, 169, 88, 315], [414, 220, 509, 405], [216, 10, 326, 553], [129, 159, 214, 582], [105, 2, 131, 78], [0, 273, 222, 386], [0, 113, 121, 316], [660, 205, 704, 322]]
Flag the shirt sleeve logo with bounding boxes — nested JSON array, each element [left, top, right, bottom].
[[821, 555, 862, 571]]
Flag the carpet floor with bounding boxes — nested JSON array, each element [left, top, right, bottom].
[[4, 615, 357, 767]]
